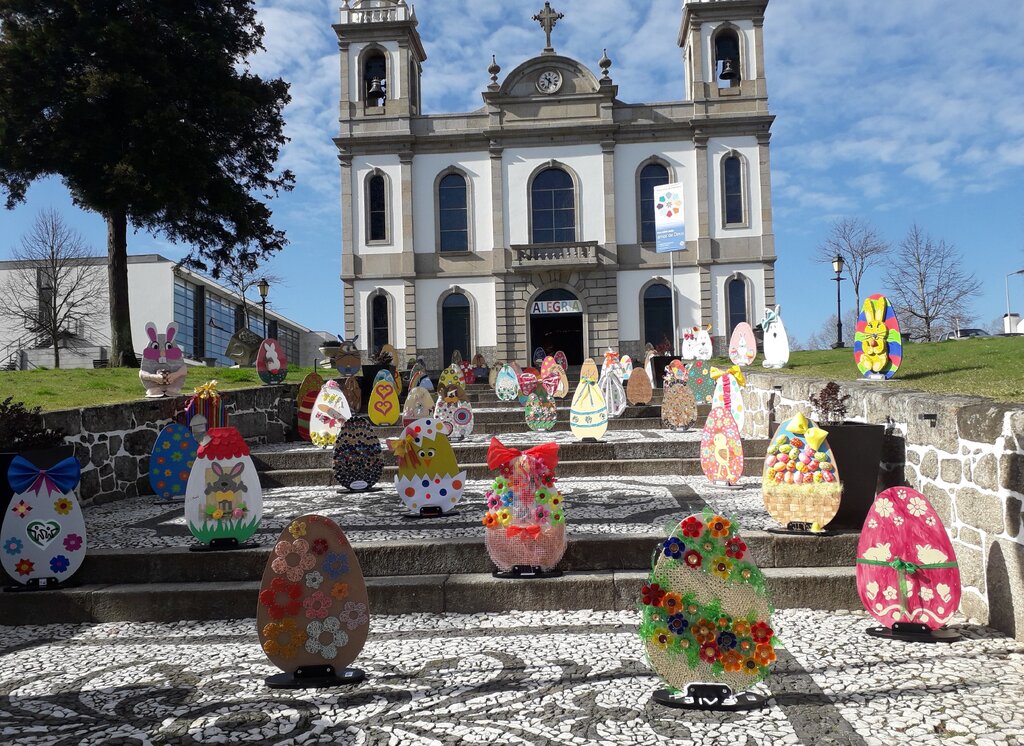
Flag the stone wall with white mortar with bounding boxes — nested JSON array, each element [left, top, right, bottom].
[[40, 385, 299, 506], [741, 372, 1024, 641]]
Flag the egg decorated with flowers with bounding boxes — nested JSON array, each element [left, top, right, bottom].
[[525, 388, 558, 432], [2, 450, 86, 585], [639, 511, 776, 695], [494, 364, 520, 402], [685, 360, 716, 405], [256, 514, 369, 682], [149, 423, 199, 500]]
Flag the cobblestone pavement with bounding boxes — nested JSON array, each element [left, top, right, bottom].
[[0, 609, 1020, 746]]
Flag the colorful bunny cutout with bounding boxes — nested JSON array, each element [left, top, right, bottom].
[[139, 322, 187, 397]]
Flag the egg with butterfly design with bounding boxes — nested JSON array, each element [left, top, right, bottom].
[[310, 380, 352, 448]]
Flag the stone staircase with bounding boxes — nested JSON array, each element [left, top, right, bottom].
[[0, 378, 861, 625]]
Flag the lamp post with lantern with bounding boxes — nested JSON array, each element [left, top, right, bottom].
[[257, 278, 270, 337], [832, 255, 846, 349]]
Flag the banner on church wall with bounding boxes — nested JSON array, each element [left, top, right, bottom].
[[530, 299, 583, 316], [653, 183, 687, 253]]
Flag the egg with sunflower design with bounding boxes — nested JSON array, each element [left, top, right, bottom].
[[257, 514, 370, 685], [2, 449, 86, 586], [639, 511, 776, 696], [149, 423, 199, 500]]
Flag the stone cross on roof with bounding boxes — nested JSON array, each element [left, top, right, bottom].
[[533, 2, 564, 54]]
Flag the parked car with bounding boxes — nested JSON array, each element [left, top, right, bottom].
[[941, 328, 990, 340]]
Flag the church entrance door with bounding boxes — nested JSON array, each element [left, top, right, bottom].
[[529, 289, 585, 366]]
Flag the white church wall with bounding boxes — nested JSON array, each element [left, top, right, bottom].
[[613, 143, 698, 246], [709, 263, 766, 337], [348, 40, 402, 105], [616, 267, 703, 340], [412, 153, 493, 253], [701, 20, 757, 82], [352, 155, 404, 254], [706, 136, 762, 240], [354, 279, 407, 349], [414, 278, 497, 349]]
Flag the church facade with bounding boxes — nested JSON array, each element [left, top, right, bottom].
[[335, 0, 777, 367]]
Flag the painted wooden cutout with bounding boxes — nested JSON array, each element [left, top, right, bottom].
[[602, 349, 620, 379], [662, 377, 697, 430], [729, 322, 757, 367], [310, 380, 352, 448], [472, 353, 489, 381], [150, 423, 199, 500], [599, 371, 627, 418], [685, 360, 716, 405], [532, 347, 546, 365], [336, 339, 362, 377], [570, 379, 608, 441], [184, 427, 262, 545], [626, 366, 653, 406], [2, 451, 85, 585], [139, 322, 187, 398], [488, 362, 503, 388], [554, 351, 569, 372], [518, 372, 538, 398], [711, 366, 746, 431], [402, 386, 435, 426], [681, 327, 711, 360], [761, 306, 790, 369], [620, 355, 633, 381], [387, 418, 466, 514], [257, 515, 369, 676], [540, 356, 558, 381], [701, 407, 744, 485], [459, 361, 476, 385], [580, 357, 600, 382], [433, 384, 473, 441], [341, 376, 362, 415], [854, 294, 903, 379], [525, 389, 558, 431], [450, 349, 463, 366], [554, 365, 569, 398], [495, 364, 520, 402], [296, 372, 326, 442], [367, 371, 400, 427], [438, 365, 460, 389], [226, 328, 262, 367], [333, 416, 384, 491], [856, 487, 960, 630], [256, 338, 288, 385], [762, 414, 842, 528]]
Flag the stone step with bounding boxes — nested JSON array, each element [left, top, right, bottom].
[[316, 417, 702, 440], [258, 455, 766, 488], [464, 391, 666, 405], [0, 567, 859, 624], [441, 405, 668, 425], [251, 439, 770, 471], [71, 531, 858, 586]]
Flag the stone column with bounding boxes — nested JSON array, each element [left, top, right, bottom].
[[399, 151, 416, 276], [601, 138, 617, 253], [404, 280, 417, 361], [339, 152, 357, 340], [756, 131, 776, 260]]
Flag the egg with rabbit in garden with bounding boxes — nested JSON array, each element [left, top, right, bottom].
[[184, 427, 263, 546]]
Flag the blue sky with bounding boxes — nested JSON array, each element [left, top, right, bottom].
[[2, 0, 1022, 345]]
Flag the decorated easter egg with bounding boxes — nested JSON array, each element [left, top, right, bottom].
[[403, 386, 435, 426], [296, 372, 326, 442], [335, 338, 362, 377], [570, 379, 608, 441], [149, 423, 199, 500], [711, 367, 746, 431], [387, 418, 466, 514], [392, 366, 404, 397], [459, 361, 476, 385], [532, 347, 546, 365], [540, 356, 558, 380], [685, 360, 716, 405], [525, 389, 558, 432], [662, 377, 697, 430], [184, 427, 262, 546], [553, 365, 569, 398], [856, 487, 960, 630], [854, 294, 903, 379], [701, 407, 744, 485], [761, 414, 842, 528], [256, 338, 288, 385], [626, 367, 653, 406], [2, 450, 86, 585], [539, 363, 560, 397], [257, 515, 369, 680], [602, 349, 620, 379], [518, 372, 538, 398], [483, 439, 566, 573], [434, 384, 473, 440], [341, 376, 362, 414], [620, 355, 633, 380], [333, 416, 384, 491], [438, 365, 461, 389], [367, 372, 400, 427], [599, 371, 627, 418], [495, 364, 520, 402], [472, 353, 489, 381], [761, 306, 790, 369], [450, 349, 463, 367], [554, 351, 569, 372], [488, 362, 503, 388], [580, 357, 599, 382], [449, 403, 475, 441], [310, 380, 352, 448], [729, 323, 757, 367], [640, 512, 776, 695]]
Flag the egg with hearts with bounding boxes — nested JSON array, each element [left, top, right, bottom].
[[626, 366, 653, 406], [387, 418, 466, 514], [701, 407, 744, 485], [310, 380, 353, 448], [761, 414, 842, 528], [2, 449, 86, 585], [495, 364, 520, 402], [640, 512, 776, 695], [184, 428, 262, 546], [402, 386, 435, 426], [367, 371, 400, 427], [149, 423, 199, 500], [729, 323, 757, 367], [662, 377, 697, 430], [856, 487, 960, 630], [570, 378, 608, 441], [525, 389, 558, 432], [332, 416, 384, 492], [256, 338, 288, 385], [257, 514, 369, 680], [598, 371, 627, 418]]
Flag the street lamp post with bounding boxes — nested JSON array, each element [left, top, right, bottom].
[[832, 255, 846, 349], [1005, 269, 1024, 331], [257, 278, 270, 337]]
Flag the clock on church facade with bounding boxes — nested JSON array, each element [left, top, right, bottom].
[[335, 0, 777, 368]]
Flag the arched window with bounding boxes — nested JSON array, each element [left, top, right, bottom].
[[714, 28, 741, 87], [722, 154, 745, 226], [438, 172, 469, 252], [727, 275, 749, 334], [643, 283, 674, 349], [441, 292, 471, 365], [367, 173, 388, 242], [364, 50, 387, 107], [371, 292, 390, 352], [531, 167, 575, 244], [638, 162, 670, 245]]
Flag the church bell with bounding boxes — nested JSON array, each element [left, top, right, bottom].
[[719, 58, 739, 81], [367, 77, 385, 105]]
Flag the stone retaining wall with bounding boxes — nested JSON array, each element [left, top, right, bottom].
[[41, 384, 299, 505], [742, 372, 1024, 640]]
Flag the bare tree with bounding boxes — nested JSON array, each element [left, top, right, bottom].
[[201, 256, 284, 332], [0, 209, 104, 368], [889, 224, 982, 342], [815, 218, 890, 316], [802, 311, 859, 351]]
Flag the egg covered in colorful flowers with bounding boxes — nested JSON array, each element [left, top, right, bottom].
[[856, 487, 960, 630], [310, 380, 352, 448], [386, 418, 466, 514], [685, 360, 715, 405], [184, 427, 262, 545], [257, 515, 369, 676], [2, 450, 86, 585], [762, 414, 842, 528], [332, 417, 384, 492], [149, 423, 199, 500], [640, 511, 776, 694], [701, 407, 744, 485], [483, 439, 565, 573], [525, 388, 558, 432]]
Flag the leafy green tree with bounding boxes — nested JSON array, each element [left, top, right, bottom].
[[0, 1, 294, 366]]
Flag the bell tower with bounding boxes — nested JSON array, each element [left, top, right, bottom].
[[678, 0, 769, 109], [334, 0, 427, 135]]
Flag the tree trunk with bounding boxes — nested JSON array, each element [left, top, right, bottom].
[[106, 210, 138, 367], [52, 330, 60, 369]]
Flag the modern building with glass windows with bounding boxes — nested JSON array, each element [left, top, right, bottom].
[[335, 0, 777, 367]]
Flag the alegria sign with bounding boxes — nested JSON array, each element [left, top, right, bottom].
[[530, 300, 583, 316]]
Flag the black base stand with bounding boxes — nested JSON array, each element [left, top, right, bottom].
[[336, 485, 383, 494], [3, 576, 62, 593], [866, 622, 962, 644], [492, 565, 564, 580], [766, 522, 834, 537], [189, 538, 259, 552], [152, 497, 186, 505], [653, 684, 767, 712], [265, 665, 365, 690], [711, 480, 744, 490], [401, 507, 459, 520]]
